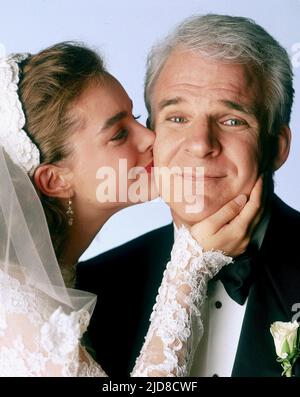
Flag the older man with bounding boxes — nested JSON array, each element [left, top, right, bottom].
[[77, 15, 300, 377]]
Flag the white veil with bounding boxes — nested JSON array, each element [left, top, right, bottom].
[[0, 146, 97, 316]]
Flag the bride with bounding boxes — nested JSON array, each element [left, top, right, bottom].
[[0, 42, 262, 376]]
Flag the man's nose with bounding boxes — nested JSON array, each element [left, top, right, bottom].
[[185, 120, 221, 159]]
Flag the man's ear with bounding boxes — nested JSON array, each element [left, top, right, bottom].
[[33, 164, 73, 199], [272, 125, 291, 171]]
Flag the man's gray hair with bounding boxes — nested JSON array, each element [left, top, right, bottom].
[[145, 14, 294, 136]]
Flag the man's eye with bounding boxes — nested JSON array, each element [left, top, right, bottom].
[[111, 129, 128, 141], [222, 119, 246, 126], [168, 116, 187, 123]]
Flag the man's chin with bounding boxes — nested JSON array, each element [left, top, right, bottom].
[[169, 196, 231, 227], [170, 207, 219, 228]]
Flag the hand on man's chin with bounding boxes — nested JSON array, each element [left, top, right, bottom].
[[170, 194, 232, 227], [170, 186, 256, 227]]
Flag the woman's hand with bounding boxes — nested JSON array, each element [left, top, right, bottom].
[[190, 176, 264, 257]]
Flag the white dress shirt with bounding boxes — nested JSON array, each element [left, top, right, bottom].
[[174, 210, 270, 377], [190, 280, 246, 376]]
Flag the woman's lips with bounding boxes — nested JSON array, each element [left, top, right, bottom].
[[145, 161, 154, 174]]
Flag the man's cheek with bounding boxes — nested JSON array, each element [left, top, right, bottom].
[[239, 165, 259, 194], [153, 141, 168, 164]]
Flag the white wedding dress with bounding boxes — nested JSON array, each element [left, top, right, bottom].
[[0, 226, 231, 377]]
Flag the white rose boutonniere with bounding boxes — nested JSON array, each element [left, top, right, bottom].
[[270, 321, 300, 377]]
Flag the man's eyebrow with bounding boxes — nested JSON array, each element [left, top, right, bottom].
[[220, 100, 257, 117], [158, 97, 186, 111], [100, 111, 128, 132]]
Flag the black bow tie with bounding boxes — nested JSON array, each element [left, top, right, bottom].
[[214, 245, 259, 305]]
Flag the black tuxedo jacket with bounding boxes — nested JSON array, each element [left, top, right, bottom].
[[77, 195, 300, 377]]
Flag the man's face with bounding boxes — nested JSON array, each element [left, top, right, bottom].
[[151, 49, 262, 226]]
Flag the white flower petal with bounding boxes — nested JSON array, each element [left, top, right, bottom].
[[270, 321, 299, 359]]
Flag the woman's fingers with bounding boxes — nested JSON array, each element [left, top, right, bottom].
[[190, 176, 265, 255], [191, 194, 247, 237], [230, 176, 263, 232]]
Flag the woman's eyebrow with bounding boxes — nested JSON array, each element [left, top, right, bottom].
[[100, 111, 128, 133]]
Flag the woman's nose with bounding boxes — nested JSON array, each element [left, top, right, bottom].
[[133, 122, 155, 153]]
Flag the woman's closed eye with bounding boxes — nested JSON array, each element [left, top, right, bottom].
[[110, 115, 140, 142], [111, 129, 128, 141]]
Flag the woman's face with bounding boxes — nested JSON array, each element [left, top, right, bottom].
[[64, 75, 156, 214]]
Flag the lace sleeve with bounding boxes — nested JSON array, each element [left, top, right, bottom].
[[0, 226, 231, 378], [131, 226, 232, 377], [0, 269, 107, 377]]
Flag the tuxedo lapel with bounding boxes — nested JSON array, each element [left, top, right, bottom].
[[78, 196, 300, 377], [77, 223, 174, 376], [232, 196, 300, 377]]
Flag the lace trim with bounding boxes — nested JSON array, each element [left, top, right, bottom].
[[0, 226, 232, 377], [0, 269, 50, 327], [0, 268, 105, 376], [132, 226, 232, 377], [0, 54, 40, 174]]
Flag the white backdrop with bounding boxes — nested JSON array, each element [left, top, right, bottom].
[[1, 0, 299, 259]]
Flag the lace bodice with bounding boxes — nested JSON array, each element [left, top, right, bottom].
[[0, 269, 106, 377], [0, 227, 232, 377]]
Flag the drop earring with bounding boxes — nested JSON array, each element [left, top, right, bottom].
[[66, 197, 74, 226]]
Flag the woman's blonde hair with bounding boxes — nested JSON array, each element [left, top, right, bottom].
[[18, 42, 107, 260]]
